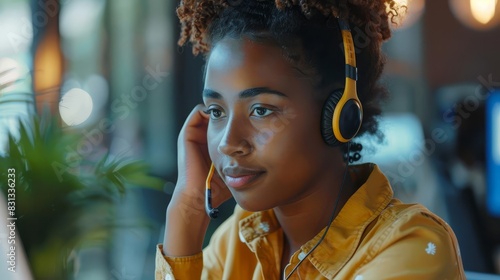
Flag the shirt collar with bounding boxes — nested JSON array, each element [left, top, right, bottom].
[[238, 206, 280, 249], [304, 163, 394, 278]]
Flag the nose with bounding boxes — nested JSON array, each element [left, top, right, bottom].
[[217, 116, 252, 157]]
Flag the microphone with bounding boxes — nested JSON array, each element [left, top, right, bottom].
[[205, 164, 219, 219]]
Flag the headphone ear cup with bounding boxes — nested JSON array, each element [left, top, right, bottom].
[[321, 90, 343, 146]]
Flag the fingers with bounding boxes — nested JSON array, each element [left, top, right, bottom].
[[179, 104, 210, 145], [182, 104, 211, 167], [176, 104, 212, 182]]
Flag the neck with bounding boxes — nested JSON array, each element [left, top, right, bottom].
[[274, 163, 353, 255]]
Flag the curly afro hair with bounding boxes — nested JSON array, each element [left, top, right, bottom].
[[176, 0, 404, 160]]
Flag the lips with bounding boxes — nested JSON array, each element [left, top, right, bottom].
[[222, 166, 265, 189]]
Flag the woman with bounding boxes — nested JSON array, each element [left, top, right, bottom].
[[156, 0, 465, 279]]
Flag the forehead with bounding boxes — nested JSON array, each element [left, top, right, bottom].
[[204, 38, 305, 93]]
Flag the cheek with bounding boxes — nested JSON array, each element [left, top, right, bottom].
[[207, 125, 220, 161], [252, 126, 277, 147], [251, 111, 298, 147], [265, 117, 322, 159]]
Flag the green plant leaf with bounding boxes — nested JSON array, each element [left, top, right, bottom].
[[0, 112, 166, 279]]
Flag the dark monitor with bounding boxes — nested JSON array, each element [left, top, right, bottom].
[[486, 91, 500, 217]]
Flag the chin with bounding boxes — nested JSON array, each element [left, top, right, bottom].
[[234, 197, 273, 213]]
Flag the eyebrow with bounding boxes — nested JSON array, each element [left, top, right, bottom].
[[202, 87, 288, 99]]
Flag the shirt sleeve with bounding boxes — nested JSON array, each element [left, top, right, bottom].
[[155, 244, 203, 280], [154, 211, 236, 280], [155, 207, 250, 280], [354, 209, 466, 280]]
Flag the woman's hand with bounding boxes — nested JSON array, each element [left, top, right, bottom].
[[174, 104, 231, 211], [163, 104, 231, 257]]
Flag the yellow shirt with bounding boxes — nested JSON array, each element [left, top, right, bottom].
[[156, 164, 465, 279]]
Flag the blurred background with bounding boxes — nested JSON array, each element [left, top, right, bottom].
[[0, 0, 499, 279]]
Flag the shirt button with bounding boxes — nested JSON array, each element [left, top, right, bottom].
[[259, 222, 270, 233], [165, 274, 173, 280], [298, 251, 307, 261]]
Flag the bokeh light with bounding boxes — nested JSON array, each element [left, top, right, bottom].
[[450, 0, 500, 30], [59, 88, 94, 126], [471, 0, 498, 24]]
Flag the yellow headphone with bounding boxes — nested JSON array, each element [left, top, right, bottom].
[[320, 18, 363, 146]]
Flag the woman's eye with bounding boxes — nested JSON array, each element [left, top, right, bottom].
[[251, 107, 274, 117], [205, 108, 226, 120]]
